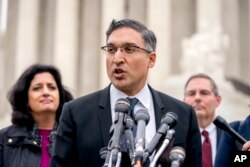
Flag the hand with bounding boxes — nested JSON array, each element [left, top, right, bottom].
[[242, 141, 250, 151]]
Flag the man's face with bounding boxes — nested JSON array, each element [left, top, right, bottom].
[[184, 77, 221, 120], [105, 27, 156, 96]]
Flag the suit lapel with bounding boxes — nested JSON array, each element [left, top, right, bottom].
[[216, 127, 222, 148], [149, 85, 165, 129], [97, 85, 113, 146], [97, 85, 168, 145]]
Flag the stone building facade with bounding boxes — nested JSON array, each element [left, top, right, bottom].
[[0, 0, 249, 128]]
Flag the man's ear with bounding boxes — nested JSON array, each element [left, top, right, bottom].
[[148, 52, 156, 68]]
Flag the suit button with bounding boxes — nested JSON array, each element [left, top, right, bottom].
[[33, 141, 37, 145], [8, 138, 13, 143]]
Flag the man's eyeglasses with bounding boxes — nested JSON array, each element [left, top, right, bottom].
[[101, 45, 152, 55]]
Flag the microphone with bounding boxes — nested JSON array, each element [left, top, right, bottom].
[[100, 147, 108, 160], [106, 98, 130, 166], [150, 129, 175, 167], [134, 109, 150, 162], [124, 115, 135, 164], [145, 112, 178, 157], [213, 115, 247, 144], [169, 146, 186, 167]]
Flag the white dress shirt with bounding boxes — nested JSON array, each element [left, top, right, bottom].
[[110, 84, 156, 146]]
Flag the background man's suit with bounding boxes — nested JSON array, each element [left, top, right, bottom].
[[50, 85, 202, 167], [215, 115, 250, 167]]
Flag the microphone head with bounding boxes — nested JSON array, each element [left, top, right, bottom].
[[114, 98, 130, 113], [169, 146, 186, 163], [125, 115, 134, 129], [99, 147, 108, 160], [213, 115, 231, 131], [161, 112, 178, 129], [134, 109, 150, 124]]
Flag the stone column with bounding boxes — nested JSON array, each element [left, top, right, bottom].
[[0, 0, 6, 126], [238, 0, 250, 85], [53, 0, 79, 95], [14, 0, 39, 78], [222, 0, 240, 78], [127, 0, 146, 22], [78, 0, 102, 95], [38, 0, 56, 64], [147, 0, 172, 91], [197, 0, 222, 32], [171, 0, 196, 74]]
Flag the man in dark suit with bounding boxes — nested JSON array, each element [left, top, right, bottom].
[[50, 19, 202, 167], [183, 73, 223, 167], [214, 117, 250, 167]]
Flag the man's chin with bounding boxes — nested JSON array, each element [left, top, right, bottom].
[[196, 111, 206, 118], [113, 82, 126, 89]]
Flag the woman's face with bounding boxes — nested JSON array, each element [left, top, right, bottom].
[[28, 72, 60, 115]]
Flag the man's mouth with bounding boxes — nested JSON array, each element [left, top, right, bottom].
[[113, 68, 125, 78]]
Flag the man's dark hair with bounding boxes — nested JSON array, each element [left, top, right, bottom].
[[184, 73, 219, 95], [105, 19, 157, 52]]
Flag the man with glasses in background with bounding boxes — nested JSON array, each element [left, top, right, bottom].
[[50, 18, 202, 167]]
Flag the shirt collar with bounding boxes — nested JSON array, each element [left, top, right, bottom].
[[110, 84, 151, 111], [200, 122, 216, 134]]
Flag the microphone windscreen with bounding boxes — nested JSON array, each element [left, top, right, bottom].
[[99, 147, 108, 160], [169, 146, 186, 159], [125, 115, 134, 129], [115, 98, 130, 113], [134, 109, 150, 124], [213, 115, 231, 131], [213, 115, 247, 144], [161, 112, 178, 129], [169, 146, 186, 166]]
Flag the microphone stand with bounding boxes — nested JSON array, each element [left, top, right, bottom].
[[103, 98, 130, 167], [143, 112, 178, 165], [149, 129, 175, 167], [124, 116, 136, 166], [103, 150, 122, 167], [134, 109, 150, 167]]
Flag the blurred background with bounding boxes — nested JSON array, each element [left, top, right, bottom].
[[0, 0, 249, 128]]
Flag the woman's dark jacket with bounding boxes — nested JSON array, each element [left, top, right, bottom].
[[0, 125, 41, 167]]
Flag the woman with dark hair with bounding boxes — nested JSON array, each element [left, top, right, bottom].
[[0, 64, 73, 167]]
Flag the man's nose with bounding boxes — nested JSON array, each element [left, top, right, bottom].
[[113, 48, 125, 63], [194, 93, 201, 100]]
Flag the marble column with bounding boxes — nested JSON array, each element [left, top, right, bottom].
[[78, 0, 102, 95], [170, 0, 196, 75], [222, 0, 240, 78], [53, 0, 79, 95], [14, 0, 39, 78], [238, 0, 250, 85], [127, 0, 146, 22], [0, 0, 6, 126], [147, 0, 172, 91]]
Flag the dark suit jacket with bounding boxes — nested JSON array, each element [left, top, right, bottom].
[[216, 127, 222, 148], [50, 85, 202, 167], [214, 115, 250, 167]]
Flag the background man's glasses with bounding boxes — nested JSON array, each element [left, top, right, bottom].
[[101, 45, 152, 55]]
